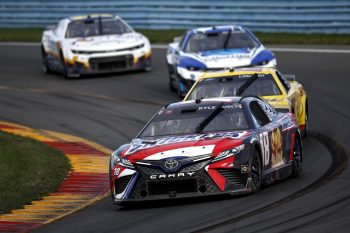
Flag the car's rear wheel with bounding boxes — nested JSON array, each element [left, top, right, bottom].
[[292, 136, 302, 177], [169, 74, 176, 92], [251, 149, 262, 193], [168, 66, 177, 92], [301, 114, 308, 138]]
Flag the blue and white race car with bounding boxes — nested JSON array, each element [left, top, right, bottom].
[[166, 25, 276, 97]]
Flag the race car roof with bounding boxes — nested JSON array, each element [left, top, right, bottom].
[[191, 25, 245, 34], [69, 14, 115, 21], [166, 97, 242, 110]]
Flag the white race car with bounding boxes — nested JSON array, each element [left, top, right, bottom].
[[41, 14, 152, 78]]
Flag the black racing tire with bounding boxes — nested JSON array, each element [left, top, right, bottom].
[[108, 158, 115, 201], [168, 65, 177, 92], [251, 149, 262, 193], [59, 51, 69, 79], [169, 74, 177, 92], [301, 114, 308, 138], [41, 45, 51, 74], [292, 136, 302, 177], [144, 59, 152, 72]]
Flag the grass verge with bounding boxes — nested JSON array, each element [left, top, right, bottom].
[[0, 28, 350, 45], [0, 131, 71, 214]]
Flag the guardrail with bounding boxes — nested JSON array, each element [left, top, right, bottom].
[[0, 0, 350, 33]]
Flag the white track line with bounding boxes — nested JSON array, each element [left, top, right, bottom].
[[0, 42, 349, 54]]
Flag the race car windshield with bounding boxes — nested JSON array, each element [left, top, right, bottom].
[[187, 74, 282, 100], [139, 104, 248, 137], [65, 18, 132, 38], [185, 31, 258, 53]]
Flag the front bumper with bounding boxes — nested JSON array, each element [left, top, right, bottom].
[[111, 158, 252, 205], [65, 51, 151, 77], [176, 58, 277, 82]]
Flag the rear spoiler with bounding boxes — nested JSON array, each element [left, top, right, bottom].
[[283, 74, 296, 81]]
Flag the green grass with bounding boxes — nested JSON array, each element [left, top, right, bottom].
[[0, 28, 350, 45], [0, 131, 71, 214], [0, 28, 43, 42]]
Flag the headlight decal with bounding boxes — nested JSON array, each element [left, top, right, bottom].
[[211, 144, 245, 163], [111, 150, 134, 169]]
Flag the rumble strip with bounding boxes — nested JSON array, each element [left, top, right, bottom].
[[0, 121, 111, 232]]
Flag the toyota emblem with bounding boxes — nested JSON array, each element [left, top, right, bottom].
[[164, 159, 179, 170]]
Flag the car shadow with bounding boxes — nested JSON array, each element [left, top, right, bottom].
[[115, 193, 250, 211]]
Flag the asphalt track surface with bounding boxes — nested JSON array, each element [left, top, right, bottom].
[[0, 44, 349, 233]]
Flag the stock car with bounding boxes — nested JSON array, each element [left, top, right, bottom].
[[41, 14, 152, 78], [184, 68, 308, 137], [166, 25, 276, 97], [109, 97, 302, 205]]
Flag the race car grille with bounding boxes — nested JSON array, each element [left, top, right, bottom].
[[217, 169, 243, 185], [180, 160, 209, 173], [71, 44, 144, 55], [148, 180, 197, 196], [115, 175, 132, 195], [89, 55, 133, 71], [137, 166, 164, 175]]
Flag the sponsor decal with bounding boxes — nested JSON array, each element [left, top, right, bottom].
[[271, 128, 283, 168], [241, 165, 249, 173], [150, 172, 195, 180], [198, 104, 242, 111], [126, 131, 248, 155], [238, 74, 267, 79], [202, 53, 251, 63]]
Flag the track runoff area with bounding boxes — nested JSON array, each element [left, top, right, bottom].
[[0, 43, 349, 233]]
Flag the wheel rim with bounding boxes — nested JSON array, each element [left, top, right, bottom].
[[293, 139, 301, 169], [252, 152, 261, 187]]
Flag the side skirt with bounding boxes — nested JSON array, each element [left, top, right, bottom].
[[262, 162, 293, 186]]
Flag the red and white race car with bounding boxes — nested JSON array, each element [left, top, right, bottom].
[[109, 96, 302, 205]]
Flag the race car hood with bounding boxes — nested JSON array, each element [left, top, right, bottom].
[[121, 131, 250, 162], [186, 46, 262, 68], [179, 45, 274, 69], [68, 33, 145, 52], [263, 96, 290, 110]]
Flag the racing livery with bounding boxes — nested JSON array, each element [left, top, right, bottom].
[[184, 68, 308, 136], [109, 97, 302, 205], [41, 14, 151, 78], [166, 25, 276, 97]]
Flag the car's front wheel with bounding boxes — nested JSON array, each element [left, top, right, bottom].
[[251, 149, 262, 193], [59, 51, 71, 79], [41, 46, 51, 74]]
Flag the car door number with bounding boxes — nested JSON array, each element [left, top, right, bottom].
[[259, 132, 270, 166]]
